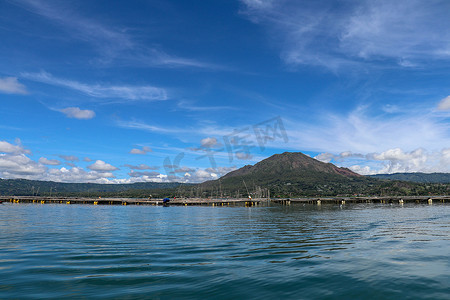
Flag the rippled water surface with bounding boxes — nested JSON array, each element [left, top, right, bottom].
[[1, 202, 449, 299]]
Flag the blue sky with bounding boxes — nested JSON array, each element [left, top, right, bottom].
[[1, 0, 450, 183]]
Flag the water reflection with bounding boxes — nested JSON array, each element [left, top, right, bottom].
[[0, 202, 449, 299]]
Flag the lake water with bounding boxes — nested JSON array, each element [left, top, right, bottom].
[[0, 202, 449, 299]]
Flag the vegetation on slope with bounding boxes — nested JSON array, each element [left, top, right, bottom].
[[369, 173, 450, 184]]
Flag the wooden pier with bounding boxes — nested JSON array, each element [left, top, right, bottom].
[[271, 195, 449, 205], [1, 195, 448, 206], [0, 196, 261, 206]]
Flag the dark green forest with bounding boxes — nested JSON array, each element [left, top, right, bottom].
[[369, 173, 450, 183], [0, 178, 183, 198]]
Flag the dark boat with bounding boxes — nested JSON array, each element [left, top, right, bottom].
[[163, 197, 170, 206]]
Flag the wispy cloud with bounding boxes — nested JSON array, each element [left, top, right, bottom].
[[133, 49, 226, 70], [22, 71, 168, 102], [13, 0, 132, 56], [116, 119, 250, 142], [117, 120, 184, 134], [240, 0, 450, 70], [176, 100, 236, 112], [340, 1, 450, 62], [438, 96, 450, 111], [0, 77, 28, 94], [12, 0, 224, 70], [286, 104, 450, 154]]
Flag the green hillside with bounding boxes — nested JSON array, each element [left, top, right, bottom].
[[369, 173, 450, 183], [0, 178, 183, 197]]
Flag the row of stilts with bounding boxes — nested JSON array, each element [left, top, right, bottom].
[[274, 198, 442, 205], [3, 198, 260, 207], [5, 198, 131, 205], [3, 196, 445, 206]]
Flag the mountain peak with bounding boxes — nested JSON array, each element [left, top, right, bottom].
[[222, 151, 361, 180]]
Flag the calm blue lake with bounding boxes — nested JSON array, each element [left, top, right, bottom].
[[0, 202, 449, 299]]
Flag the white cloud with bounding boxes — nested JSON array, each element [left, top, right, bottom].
[[315, 151, 365, 163], [0, 140, 30, 154], [314, 153, 335, 163], [22, 72, 168, 102], [438, 95, 450, 111], [180, 169, 219, 183], [39, 157, 61, 166], [129, 146, 152, 155], [0, 141, 150, 183], [0, 77, 28, 94], [87, 160, 118, 171], [205, 166, 237, 177], [371, 148, 423, 162], [0, 152, 118, 182], [60, 107, 95, 119], [0, 154, 46, 177], [319, 147, 450, 175], [348, 165, 373, 175], [46, 167, 115, 183], [193, 169, 217, 180], [105, 173, 168, 184], [367, 148, 429, 174], [441, 148, 450, 166]]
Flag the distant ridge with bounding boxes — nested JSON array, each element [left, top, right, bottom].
[[369, 172, 450, 184], [0, 178, 182, 197]]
